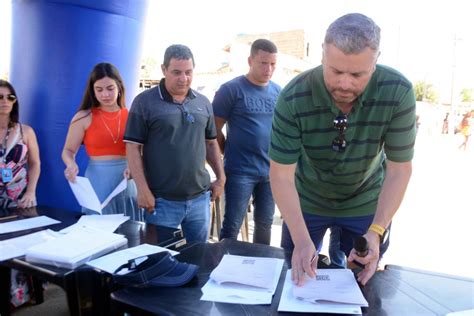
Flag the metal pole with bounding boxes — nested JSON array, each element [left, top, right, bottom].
[[450, 34, 458, 111]]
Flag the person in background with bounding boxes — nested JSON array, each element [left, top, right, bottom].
[[125, 44, 225, 244], [442, 112, 449, 134], [0, 80, 40, 209], [62, 63, 141, 220], [458, 111, 472, 150], [0, 80, 41, 308], [269, 13, 416, 286], [213, 39, 280, 245]]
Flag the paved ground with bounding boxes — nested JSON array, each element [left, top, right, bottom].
[[244, 130, 473, 279], [381, 131, 473, 278]]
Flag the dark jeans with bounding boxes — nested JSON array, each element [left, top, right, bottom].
[[220, 174, 275, 245], [281, 213, 390, 259]]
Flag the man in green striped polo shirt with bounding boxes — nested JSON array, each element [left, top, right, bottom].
[[269, 13, 416, 286]]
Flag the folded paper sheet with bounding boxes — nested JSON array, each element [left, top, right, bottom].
[[68, 176, 127, 214]]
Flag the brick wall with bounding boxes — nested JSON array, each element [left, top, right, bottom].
[[235, 30, 307, 59]]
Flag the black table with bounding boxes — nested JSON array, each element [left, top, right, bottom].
[[0, 206, 184, 316], [110, 239, 474, 316]]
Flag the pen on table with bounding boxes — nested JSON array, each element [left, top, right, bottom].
[[307, 252, 318, 277], [0, 215, 19, 222], [310, 252, 317, 264]]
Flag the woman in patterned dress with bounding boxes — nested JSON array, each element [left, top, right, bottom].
[[0, 79, 40, 209]]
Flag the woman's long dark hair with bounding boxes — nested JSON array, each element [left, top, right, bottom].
[[0, 79, 19, 128], [78, 62, 126, 111]]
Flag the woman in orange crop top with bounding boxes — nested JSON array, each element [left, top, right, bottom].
[[61, 63, 140, 220]]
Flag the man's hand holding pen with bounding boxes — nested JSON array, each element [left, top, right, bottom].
[[291, 240, 318, 286]]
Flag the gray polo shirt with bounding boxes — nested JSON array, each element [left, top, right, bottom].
[[124, 80, 217, 200]]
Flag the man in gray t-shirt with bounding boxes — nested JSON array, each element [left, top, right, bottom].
[[124, 44, 225, 243]]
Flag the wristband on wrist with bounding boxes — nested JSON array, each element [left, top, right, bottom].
[[368, 223, 385, 237]]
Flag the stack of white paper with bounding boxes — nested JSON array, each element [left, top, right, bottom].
[[201, 254, 284, 305], [25, 227, 127, 269], [0, 230, 60, 262], [278, 269, 368, 314]]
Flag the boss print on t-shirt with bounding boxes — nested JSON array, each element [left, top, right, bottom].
[[245, 97, 275, 113]]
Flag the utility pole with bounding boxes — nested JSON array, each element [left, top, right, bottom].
[[450, 35, 461, 112]]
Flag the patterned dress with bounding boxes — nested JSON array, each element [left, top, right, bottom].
[[0, 124, 29, 209]]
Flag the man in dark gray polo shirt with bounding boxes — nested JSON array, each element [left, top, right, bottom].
[[124, 44, 225, 243]]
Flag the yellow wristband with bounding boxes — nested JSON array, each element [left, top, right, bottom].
[[369, 224, 385, 237]]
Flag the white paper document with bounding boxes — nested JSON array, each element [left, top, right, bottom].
[[87, 243, 179, 274], [25, 227, 127, 269], [60, 214, 130, 234], [68, 176, 127, 214], [292, 269, 368, 306], [201, 280, 275, 305], [210, 254, 282, 289], [0, 216, 60, 234], [201, 255, 284, 305], [0, 230, 60, 261], [278, 269, 366, 314]]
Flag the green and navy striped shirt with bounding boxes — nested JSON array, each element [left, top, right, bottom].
[[269, 64, 416, 217]]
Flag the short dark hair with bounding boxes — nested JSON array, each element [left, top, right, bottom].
[[78, 62, 126, 111], [163, 44, 195, 68], [250, 39, 278, 56], [0, 79, 19, 127], [325, 13, 381, 54]]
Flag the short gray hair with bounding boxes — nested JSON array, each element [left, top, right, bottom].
[[324, 13, 380, 54], [163, 44, 195, 68]]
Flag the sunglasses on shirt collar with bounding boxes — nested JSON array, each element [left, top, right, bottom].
[[332, 114, 348, 152], [177, 105, 195, 124]]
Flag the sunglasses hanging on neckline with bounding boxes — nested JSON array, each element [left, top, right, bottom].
[[332, 114, 348, 152]]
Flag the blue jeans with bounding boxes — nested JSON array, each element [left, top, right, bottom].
[[144, 191, 211, 244], [220, 174, 275, 245], [329, 226, 347, 268], [281, 213, 390, 260]]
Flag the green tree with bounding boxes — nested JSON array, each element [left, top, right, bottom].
[[414, 81, 438, 103], [460, 88, 473, 103]]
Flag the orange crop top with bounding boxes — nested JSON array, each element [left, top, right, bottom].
[[83, 108, 128, 156]]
